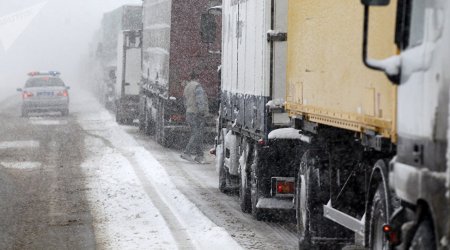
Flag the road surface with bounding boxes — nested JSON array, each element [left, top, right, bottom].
[[0, 89, 297, 249]]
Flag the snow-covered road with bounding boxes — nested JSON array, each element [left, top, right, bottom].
[[0, 89, 297, 249], [75, 90, 243, 249]]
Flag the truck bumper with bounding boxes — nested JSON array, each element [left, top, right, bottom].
[[256, 197, 295, 210]]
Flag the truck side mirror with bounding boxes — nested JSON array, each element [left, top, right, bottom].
[[361, 0, 390, 6], [360, 1, 400, 84], [201, 13, 216, 44]]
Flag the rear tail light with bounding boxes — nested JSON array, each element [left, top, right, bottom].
[[57, 90, 69, 97], [271, 177, 295, 197], [22, 91, 33, 99], [383, 224, 400, 245], [169, 114, 185, 122]]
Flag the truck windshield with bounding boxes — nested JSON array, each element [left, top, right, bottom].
[[25, 77, 65, 87], [408, 0, 426, 48]]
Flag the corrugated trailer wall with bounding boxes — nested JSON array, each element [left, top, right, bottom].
[[221, 0, 273, 134], [286, 1, 398, 140], [142, 0, 172, 96]]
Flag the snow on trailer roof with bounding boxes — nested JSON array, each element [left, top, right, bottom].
[[268, 128, 311, 143]]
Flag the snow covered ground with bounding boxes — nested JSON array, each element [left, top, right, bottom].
[[73, 89, 242, 249]]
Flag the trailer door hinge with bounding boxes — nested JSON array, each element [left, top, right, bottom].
[[267, 31, 287, 42]]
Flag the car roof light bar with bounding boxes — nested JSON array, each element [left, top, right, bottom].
[[27, 71, 61, 77]]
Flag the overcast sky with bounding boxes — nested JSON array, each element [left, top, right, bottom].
[[0, 0, 141, 94]]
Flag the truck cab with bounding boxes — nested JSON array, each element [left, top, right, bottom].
[[362, 0, 450, 248]]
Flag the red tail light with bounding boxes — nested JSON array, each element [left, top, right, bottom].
[[169, 114, 185, 122], [57, 90, 69, 97], [258, 139, 265, 145], [382, 224, 400, 245], [271, 177, 295, 197], [22, 91, 33, 99], [277, 181, 295, 194]]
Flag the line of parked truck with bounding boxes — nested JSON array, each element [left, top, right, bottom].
[[88, 0, 450, 249]]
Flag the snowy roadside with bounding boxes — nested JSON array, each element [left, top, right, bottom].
[[74, 90, 242, 250]]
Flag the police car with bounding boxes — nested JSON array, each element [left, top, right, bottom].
[[17, 71, 70, 117]]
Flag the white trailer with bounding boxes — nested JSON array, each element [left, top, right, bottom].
[[115, 30, 142, 124], [215, 0, 294, 220], [92, 5, 142, 110]]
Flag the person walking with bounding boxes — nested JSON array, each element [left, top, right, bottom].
[[180, 73, 209, 163]]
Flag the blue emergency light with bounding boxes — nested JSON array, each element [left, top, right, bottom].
[[48, 71, 61, 76]]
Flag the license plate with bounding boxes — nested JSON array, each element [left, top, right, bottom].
[[37, 92, 53, 96]]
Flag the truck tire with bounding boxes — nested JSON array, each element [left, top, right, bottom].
[[145, 108, 155, 135], [139, 96, 146, 132], [250, 147, 263, 220], [297, 150, 336, 250], [410, 219, 436, 250], [368, 184, 389, 249], [297, 151, 319, 249], [155, 102, 170, 147], [239, 140, 252, 213], [218, 129, 232, 193], [116, 105, 125, 125], [140, 98, 155, 135], [139, 107, 146, 131], [368, 160, 392, 250], [219, 156, 229, 193]]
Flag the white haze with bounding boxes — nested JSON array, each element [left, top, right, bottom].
[[0, 0, 141, 100]]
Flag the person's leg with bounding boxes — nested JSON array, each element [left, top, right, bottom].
[[183, 113, 196, 155], [192, 116, 205, 157]]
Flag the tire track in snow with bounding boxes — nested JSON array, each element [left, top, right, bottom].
[[123, 152, 195, 249], [131, 134, 298, 249], [157, 154, 298, 249], [74, 90, 242, 249]]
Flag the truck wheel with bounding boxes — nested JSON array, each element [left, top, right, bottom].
[[139, 107, 146, 131], [250, 147, 263, 220], [239, 140, 252, 213], [368, 183, 389, 250], [155, 103, 169, 147], [297, 151, 318, 249], [366, 160, 395, 249], [116, 106, 124, 125], [139, 97, 146, 131], [218, 129, 230, 193], [297, 150, 336, 249], [410, 219, 436, 250], [219, 156, 229, 193], [145, 108, 155, 135]]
